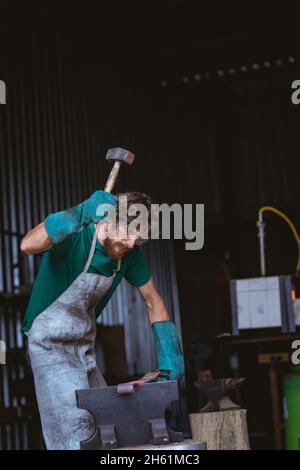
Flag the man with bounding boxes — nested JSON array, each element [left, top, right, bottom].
[[21, 189, 184, 450]]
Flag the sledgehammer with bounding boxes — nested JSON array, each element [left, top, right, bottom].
[[104, 148, 135, 193]]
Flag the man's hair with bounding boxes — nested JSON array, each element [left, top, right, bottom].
[[115, 191, 152, 239]]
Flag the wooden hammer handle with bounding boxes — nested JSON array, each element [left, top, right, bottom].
[[104, 161, 121, 193]]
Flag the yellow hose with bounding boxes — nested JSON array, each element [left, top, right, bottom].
[[259, 206, 300, 273]]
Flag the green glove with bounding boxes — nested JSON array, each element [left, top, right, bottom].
[[152, 320, 185, 381], [44, 190, 117, 244]]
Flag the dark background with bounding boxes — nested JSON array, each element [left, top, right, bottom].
[[1, 0, 300, 449]]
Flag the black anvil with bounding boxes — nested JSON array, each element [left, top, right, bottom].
[[76, 376, 183, 449], [194, 377, 245, 413]]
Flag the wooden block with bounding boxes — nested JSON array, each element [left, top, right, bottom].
[[189, 409, 250, 450]]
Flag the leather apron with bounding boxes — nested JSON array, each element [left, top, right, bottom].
[[27, 225, 120, 450]]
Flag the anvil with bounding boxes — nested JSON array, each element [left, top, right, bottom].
[[76, 373, 183, 450], [194, 377, 245, 413]]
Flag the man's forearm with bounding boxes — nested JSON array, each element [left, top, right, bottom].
[[20, 222, 53, 255], [21, 190, 117, 255], [145, 294, 170, 324], [138, 279, 184, 381]]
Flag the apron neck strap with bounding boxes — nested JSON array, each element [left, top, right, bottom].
[[114, 259, 121, 273], [83, 224, 122, 275], [83, 224, 99, 273]]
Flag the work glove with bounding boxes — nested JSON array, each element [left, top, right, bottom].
[[44, 190, 117, 244], [152, 320, 185, 381]]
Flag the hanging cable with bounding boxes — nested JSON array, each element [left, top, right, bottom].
[[258, 206, 300, 274]]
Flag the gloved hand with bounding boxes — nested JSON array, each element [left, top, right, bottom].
[[152, 320, 185, 381], [44, 190, 117, 244]]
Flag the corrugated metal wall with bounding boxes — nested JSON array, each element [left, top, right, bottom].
[[155, 65, 300, 219], [234, 74, 300, 214], [0, 0, 184, 448], [1, 0, 300, 449]]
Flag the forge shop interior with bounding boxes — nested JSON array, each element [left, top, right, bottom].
[[0, 0, 300, 451]]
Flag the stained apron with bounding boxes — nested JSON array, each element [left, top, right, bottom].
[[26, 224, 120, 450]]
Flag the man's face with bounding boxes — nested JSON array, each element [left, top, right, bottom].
[[102, 224, 139, 260]]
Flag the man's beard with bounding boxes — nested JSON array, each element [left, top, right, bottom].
[[103, 239, 129, 260]]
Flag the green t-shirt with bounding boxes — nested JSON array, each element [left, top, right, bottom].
[[21, 223, 152, 334]]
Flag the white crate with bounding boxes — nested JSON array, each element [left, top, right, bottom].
[[231, 275, 294, 333]]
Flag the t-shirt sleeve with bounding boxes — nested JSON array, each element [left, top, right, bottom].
[[48, 232, 76, 260], [124, 246, 152, 287]]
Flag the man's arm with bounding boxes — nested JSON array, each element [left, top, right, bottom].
[[20, 222, 53, 256], [138, 277, 185, 381], [138, 277, 170, 324], [20, 190, 117, 256]]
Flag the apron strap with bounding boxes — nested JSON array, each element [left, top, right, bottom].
[[114, 259, 121, 273], [83, 223, 122, 274], [83, 224, 99, 273]]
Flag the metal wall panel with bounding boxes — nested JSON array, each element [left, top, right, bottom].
[[234, 74, 300, 214], [0, 0, 184, 448], [1, 0, 300, 450]]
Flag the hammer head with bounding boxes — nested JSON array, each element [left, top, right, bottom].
[[106, 148, 135, 165]]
